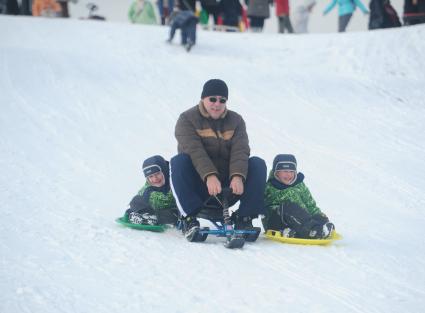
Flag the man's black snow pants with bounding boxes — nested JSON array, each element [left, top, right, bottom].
[[170, 153, 266, 218]]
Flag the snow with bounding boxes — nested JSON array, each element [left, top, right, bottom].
[[1, 15, 425, 313]]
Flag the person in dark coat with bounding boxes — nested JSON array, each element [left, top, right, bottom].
[[246, 0, 272, 32], [157, 0, 175, 25], [200, 0, 221, 25], [0, 0, 20, 14], [170, 79, 267, 241], [403, 0, 425, 25], [220, 0, 242, 29], [20, 0, 32, 15], [177, 0, 196, 11], [369, 0, 401, 29]]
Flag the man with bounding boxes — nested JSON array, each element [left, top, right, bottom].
[[170, 79, 267, 241]]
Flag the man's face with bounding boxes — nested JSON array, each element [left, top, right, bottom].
[[147, 172, 165, 187], [203, 96, 227, 120], [276, 170, 296, 185]]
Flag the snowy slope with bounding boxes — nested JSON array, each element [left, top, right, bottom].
[[1, 15, 425, 313]]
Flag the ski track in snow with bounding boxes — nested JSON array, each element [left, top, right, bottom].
[[1, 16, 425, 313]]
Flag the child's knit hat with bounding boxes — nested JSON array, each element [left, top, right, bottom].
[[142, 155, 168, 178], [273, 154, 297, 173]]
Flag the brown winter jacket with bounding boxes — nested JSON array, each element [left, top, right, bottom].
[[175, 102, 250, 182]]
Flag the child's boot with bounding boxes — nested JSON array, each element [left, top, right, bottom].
[[128, 212, 158, 225], [281, 227, 296, 238], [321, 222, 335, 239]]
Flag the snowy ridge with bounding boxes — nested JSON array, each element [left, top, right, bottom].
[[1, 16, 425, 313]]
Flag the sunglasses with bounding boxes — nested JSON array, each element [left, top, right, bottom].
[[208, 97, 227, 104]]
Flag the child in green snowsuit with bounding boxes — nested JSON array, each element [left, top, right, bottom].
[[124, 155, 178, 225], [262, 154, 335, 239]]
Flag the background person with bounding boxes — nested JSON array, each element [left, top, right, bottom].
[[323, 0, 369, 32], [275, 0, 294, 33], [293, 0, 316, 33]]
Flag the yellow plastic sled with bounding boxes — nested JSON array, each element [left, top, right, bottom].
[[265, 229, 342, 246]]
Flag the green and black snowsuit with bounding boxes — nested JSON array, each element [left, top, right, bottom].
[[137, 182, 176, 212], [262, 170, 329, 238], [125, 184, 178, 225], [125, 156, 178, 225]]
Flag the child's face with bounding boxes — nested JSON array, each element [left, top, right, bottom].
[[276, 170, 295, 185], [147, 172, 165, 187]]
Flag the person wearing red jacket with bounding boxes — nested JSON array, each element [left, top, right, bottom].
[[275, 0, 294, 33]]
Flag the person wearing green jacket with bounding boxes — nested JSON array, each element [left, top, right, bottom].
[[128, 0, 159, 25], [124, 155, 178, 225], [262, 154, 335, 239]]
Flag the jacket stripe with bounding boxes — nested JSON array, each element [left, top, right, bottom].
[[196, 129, 216, 138], [196, 129, 235, 140]]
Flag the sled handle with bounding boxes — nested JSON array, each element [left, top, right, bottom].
[[220, 187, 232, 225], [203, 187, 234, 225]]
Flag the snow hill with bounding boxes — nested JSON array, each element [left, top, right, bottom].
[[1, 15, 425, 313]]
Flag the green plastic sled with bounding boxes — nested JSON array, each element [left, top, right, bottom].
[[115, 217, 166, 232]]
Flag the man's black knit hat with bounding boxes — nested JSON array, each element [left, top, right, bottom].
[[201, 79, 228, 99]]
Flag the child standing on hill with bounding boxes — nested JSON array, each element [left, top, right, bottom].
[[262, 154, 335, 239], [124, 155, 178, 226]]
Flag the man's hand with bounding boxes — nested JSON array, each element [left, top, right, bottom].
[[230, 176, 244, 195], [206, 175, 222, 196]]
